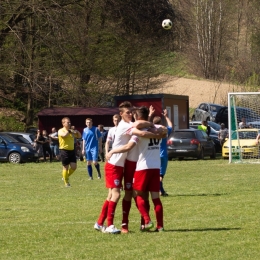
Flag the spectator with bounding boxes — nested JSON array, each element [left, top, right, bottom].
[[82, 118, 102, 180], [218, 123, 229, 146], [97, 124, 108, 162], [34, 130, 43, 158], [239, 117, 247, 129], [71, 126, 81, 159], [198, 121, 211, 136], [42, 130, 53, 162], [49, 127, 60, 161]]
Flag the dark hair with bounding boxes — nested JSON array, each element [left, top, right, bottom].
[[119, 101, 132, 113], [135, 106, 149, 120]]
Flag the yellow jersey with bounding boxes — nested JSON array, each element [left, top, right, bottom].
[[58, 128, 74, 150]]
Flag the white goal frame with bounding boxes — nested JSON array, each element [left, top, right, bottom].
[[228, 92, 260, 163]]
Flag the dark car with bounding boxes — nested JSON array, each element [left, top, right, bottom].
[[189, 121, 221, 152], [167, 129, 216, 160], [0, 133, 38, 163], [215, 106, 260, 128], [1, 132, 36, 146], [4, 133, 32, 145]]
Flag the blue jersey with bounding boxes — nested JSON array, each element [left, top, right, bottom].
[[82, 126, 102, 151], [160, 126, 172, 158]]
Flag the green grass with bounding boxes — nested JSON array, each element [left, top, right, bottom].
[[1, 158, 260, 259]]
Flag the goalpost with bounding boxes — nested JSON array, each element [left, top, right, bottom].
[[228, 92, 260, 163]]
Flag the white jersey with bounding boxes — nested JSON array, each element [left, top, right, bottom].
[[126, 137, 139, 162], [107, 126, 117, 150], [108, 120, 133, 167], [135, 127, 161, 171]]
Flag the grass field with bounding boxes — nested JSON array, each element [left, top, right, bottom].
[[1, 158, 260, 260]]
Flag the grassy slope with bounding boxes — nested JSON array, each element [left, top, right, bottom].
[[1, 158, 260, 259]]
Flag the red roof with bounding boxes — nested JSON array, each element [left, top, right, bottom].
[[38, 107, 119, 116]]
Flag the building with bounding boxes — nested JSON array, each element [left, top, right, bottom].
[[114, 94, 189, 129], [37, 107, 119, 134]]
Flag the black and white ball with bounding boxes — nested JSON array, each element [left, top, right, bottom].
[[162, 19, 172, 30]]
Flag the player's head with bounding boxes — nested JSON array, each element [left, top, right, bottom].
[[153, 116, 162, 124], [113, 114, 120, 126], [86, 118, 93, 128], [119, 101, 133, 123], [135, 106, 149, 121]]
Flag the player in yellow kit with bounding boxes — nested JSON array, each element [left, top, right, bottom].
[[58, 117, 81, 187]]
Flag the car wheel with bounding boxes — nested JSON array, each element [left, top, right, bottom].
[[8, 152, 22, 163], [210, 147, 216, 159], [197, 149, 204, 160]]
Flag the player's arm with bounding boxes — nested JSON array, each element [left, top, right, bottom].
[[132, 127, 166, 139], [106, 141, 136, 160], [256, 134, 260, 144], [132, 120, 154, 129], [58, 129, 70, 137], [82, 139, 86, 154], [163, 109, 173, 128], [148, 105, 155, 122]]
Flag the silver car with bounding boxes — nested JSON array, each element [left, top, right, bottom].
[[192, 103, 223, 122]]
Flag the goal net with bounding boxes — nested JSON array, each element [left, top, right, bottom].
[[228, 92, 260, 163]]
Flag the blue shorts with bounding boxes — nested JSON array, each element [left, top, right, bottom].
[[86, 148, 98, 162], [160, 157, 168, 177]]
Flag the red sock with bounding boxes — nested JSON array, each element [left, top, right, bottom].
[[122, 199, 131, 227], [141, 200, 150, 225], [152, 198, 163, 229], [107, 201, 117, 227], [136, 196, 151, 224], [97, 200, 109, 226]]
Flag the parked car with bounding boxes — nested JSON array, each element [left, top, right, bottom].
[[3, 133, 31, 145], [0, 133, 39, 163], [192, 103, 223, 122], [167, 129, 216, 160], [215, 106, 260, 128], [222, 128, 260, 159], [189, 121, 221, 152], [1, 132, 36, 146]]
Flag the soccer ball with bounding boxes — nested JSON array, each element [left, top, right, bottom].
[[162, 19, 172, 30]]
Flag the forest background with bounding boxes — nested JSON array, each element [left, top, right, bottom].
[[1, 0, 260, 130]]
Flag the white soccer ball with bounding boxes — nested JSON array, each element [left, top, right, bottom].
[[162, 19, 172, 30]]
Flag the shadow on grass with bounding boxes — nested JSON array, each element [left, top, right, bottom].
[[164, 227, 241, 232], [169, 193, 230, 197]]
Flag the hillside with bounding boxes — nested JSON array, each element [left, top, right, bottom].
[[154, 76, 244, 109]]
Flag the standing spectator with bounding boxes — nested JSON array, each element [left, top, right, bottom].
[[98, 124, 108, 162], [105, 114, 121, 155], [82, 118, 102, 180], [42, 130, 53, 162], [58, 117, 81, 187], [218, 123, 229, 146], [149, 106, 173, 197], [198, 121, 211, 136], [49, 127, 59, 161], [34, 130, 43, 158]]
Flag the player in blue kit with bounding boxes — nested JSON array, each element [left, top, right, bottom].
[[82, 118, 102, 180]]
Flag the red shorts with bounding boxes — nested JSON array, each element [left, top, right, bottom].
[[133, 169, 160, 192], [124, 159, 137, 191], [105, 162, 123, 189]]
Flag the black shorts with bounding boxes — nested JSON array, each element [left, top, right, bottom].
[[59, 149, 76, 166]]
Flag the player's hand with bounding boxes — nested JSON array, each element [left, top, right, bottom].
[[149, 105, 155, 116], [162, 109, 167, 117], [106, 151, 113, 161]]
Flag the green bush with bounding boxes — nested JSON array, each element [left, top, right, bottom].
[[0, 116, 26, 131]]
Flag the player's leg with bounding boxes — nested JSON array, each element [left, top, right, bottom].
[[160, 157, 168, 196], [121, 160, 136, 233], [60, 150, 70, 187], [103, 163, 123, 234], [85, 150, 94, 180], [92, 148, 101, 179], [95, 188, 112, 231], [150, 169, 164, 231]]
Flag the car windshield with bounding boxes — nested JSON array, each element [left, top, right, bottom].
[[232, 131, 258, 139], [14, 135, 31, 144], [2, 135, 19, 143], [210, 105, 222, 112], [173, 131, 195, 139]]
